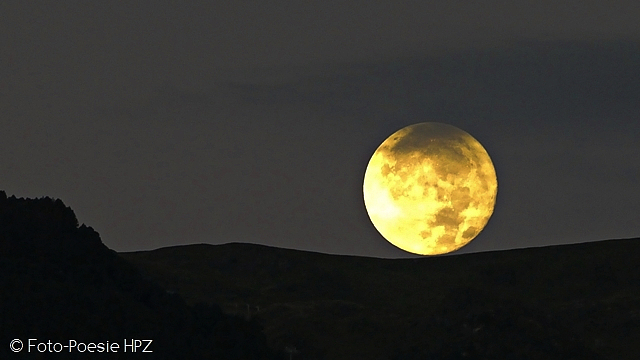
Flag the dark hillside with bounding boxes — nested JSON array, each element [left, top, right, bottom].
[[122, 239, 640, 359], [0, 191, 280, 359]]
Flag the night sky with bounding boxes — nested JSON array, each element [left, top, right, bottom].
[[2, 1, 639, 258]]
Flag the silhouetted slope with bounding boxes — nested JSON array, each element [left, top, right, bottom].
[[122, 240, 640, 359], [0, 191, 280, 359]]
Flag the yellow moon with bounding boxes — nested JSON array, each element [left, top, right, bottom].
[[363, 122, 497, 255]]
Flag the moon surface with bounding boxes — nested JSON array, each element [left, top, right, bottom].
[[363, 122, 497, 255]]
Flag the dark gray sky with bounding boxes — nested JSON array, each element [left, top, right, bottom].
[[2, 1, 639, 258]]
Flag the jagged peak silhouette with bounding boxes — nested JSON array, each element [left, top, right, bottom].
[[0, 190, 106, 260]]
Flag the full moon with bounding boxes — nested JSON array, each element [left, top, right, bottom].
[[363, 122, 497, 255]]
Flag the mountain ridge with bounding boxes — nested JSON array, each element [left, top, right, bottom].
[[0, 191, 281, 359], [121, 236, 640, 359], [126, 235, 640, 258], [3, 189, 637, 359]]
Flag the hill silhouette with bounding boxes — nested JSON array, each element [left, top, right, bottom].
[[121, 239, 640, 359], [0, 191, 280, 359], [2, 191, 638, 359]]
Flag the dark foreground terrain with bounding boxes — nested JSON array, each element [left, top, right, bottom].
[[2, 191, 639, 359], [122, 239, 640, 360], [0, 192, 280, 359]]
